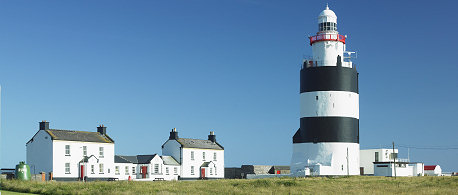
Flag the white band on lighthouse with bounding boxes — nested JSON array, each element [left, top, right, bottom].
[[300, 91, 359, 119]]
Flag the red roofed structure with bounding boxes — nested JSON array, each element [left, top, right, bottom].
[[424, 165, 442, 176], [424, 165, 437, 170]]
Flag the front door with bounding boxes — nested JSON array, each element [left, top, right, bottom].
[[141, 166, 147, 179], [201, 168, 206, 179], [80, 165, 85, 180]]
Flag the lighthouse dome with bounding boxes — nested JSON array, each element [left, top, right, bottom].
[[318, 5, 337, 23]]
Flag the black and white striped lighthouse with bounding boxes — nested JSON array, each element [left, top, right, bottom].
[[291, 5, 360, 176]]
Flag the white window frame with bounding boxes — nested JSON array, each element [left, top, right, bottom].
[[83, 146, 87, 157], [132, 167, 136, 174], [166, 167, 169, 175], [91, 165, 95, 174], [154, 164, 159, 174], [65, 163, 70, 174], [99, 164, 104, 174], [125, 166, 129, 175], [115, 166, 120, 175], [210, 167, 213, 175], [174, 167, 178, 175], [213, 152, 217, 161], [191, 166, 194, 175], [65, 145, 70, 156], [191, 151, 194, 160], [203, 152, 206, 161], [99, 147, 104, 158]]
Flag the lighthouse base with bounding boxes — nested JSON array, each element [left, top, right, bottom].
[[291, 142, 360, 176]]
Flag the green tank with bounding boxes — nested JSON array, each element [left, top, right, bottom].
[[15, 161, 31, 181]]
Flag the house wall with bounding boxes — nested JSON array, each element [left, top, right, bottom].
[[26, 130, 53, 174], [374, 163, 416, 177], [360, 149, 398, 175], [114, 163, 134, 180], [52, 140, 115, 179], [180, 148, 224, 179]]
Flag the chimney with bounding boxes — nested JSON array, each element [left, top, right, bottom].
[[169, 128, 178, 140], [39, 120, 49, 130], [97, 125, 107, 135], [208, 131, 216, 143]]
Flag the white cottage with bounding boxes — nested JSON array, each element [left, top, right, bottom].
[[114, 154, 180, 181], [424, 165, 442, 176], [162, 128, 224, 180], [26, 121, 115, 181]]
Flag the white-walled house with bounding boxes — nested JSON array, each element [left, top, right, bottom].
[[373, 162, 424, 177], [114, 154, 180, 181], [360, 149, 398, 175], [162, 128, 224, 180], [424, 165, 442, 176], [26, 121, 115, 181]]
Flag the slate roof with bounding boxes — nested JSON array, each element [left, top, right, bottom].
[[115, 154, 157, 164], [272, 166, 290, 170], [45, 129, 114, 143], [176, 138, 224, 150], [201, 162, 214, 167], [161, 156, 179, 166]]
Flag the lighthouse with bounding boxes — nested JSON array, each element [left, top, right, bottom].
[[291, 5, 360, 176]]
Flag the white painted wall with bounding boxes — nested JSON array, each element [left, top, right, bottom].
[[114, 163, 134, 180], [360, 149, 399, 175], [26, 130, 53, 174], [52, 140, 114, 179], [180, 148, 224, 179], [300, 91, 359, 118], [291, 142, 360, 176], [374, 163, 420, 177]]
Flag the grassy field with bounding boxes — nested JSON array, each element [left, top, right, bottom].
[[1, 176, 457, 195]]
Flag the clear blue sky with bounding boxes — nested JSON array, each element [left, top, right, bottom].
[[1, 0, 457, 172]]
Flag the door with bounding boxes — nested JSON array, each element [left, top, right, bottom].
[[141, 166, 147, 179], [80, 165, 85, 180], [276, 170, 281, 174], [201, 168, 206, 179]]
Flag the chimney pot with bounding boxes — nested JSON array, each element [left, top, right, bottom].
[[169, 128, 178, 140], [39, 121, 50, 131], [208, 131, 216, 142], [97, 125, 107, 135]]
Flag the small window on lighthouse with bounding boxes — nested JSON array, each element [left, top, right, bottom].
[[316, 96, 318, 100]]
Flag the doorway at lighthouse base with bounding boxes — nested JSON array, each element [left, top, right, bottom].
[[291, 142, 360, 176]]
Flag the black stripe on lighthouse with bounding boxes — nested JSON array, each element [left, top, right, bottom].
[[300, 66, 358, 93], [293, 117, 359, 143]]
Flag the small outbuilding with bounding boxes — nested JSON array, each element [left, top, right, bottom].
[[424, 165, 442, 176]]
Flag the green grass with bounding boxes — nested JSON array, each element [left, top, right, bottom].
[[1, 176, 457, 195]]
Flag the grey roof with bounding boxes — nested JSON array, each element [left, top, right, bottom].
[[272, 166, 290, 170], [45, 129, 114, 143], [176, 138, 224, 150], [115, 154, 157, 164], [161, 156, 179, 166], [201, 162, 214, 167]]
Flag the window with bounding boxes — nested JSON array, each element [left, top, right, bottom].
[[65, 145, 70, 156], [213, 152, 217, 161], [375, 152, 379, 162], [99, 164, 104, 174], [210, 168, 213, 175], [174, 167, 178, 175], [316, 96, 318, 100], [166, 167, 169, 175], [65, 163, 70, 174], [191, 151, 194, 160], [390, 153, 398, 160], [99, 147, 104, 158], [108, 168, 110, 173], [215, 167, 217, 175], [132, 167, 136, 174], [203, 152, 206, 161], [191, 166, 194, 175], [125, 166, 129, 175], [154, 164, 159, 174], [91, 165, 95, 174], [83, 146, 87, 157]]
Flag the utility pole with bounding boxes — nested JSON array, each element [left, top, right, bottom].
[[393, 141, 397, 178]]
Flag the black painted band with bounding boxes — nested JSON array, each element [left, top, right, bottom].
[[300, 66, 358, 93], [293, 117, 359, 143]]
